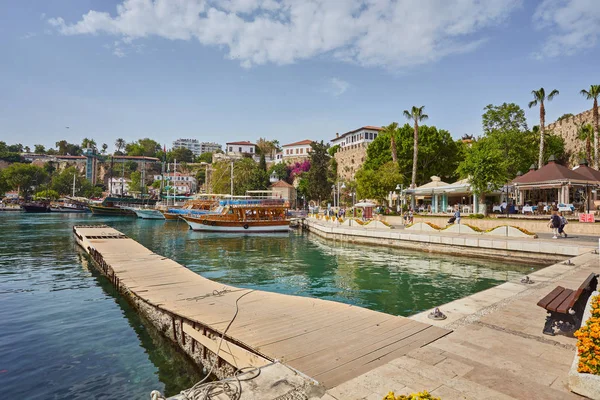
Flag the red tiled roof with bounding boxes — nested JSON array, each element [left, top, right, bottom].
[[56, 155, 86, 159], [331, 126, 383, 141], [271, 180, 294, 188], [282, 139, 313, 147], [112, 156, 160, 161], [512, 161, 591, 185], [572, 164, 600, 183], [226, 141, 255, 146]]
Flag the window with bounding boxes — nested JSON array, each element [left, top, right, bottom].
[[296, 148, 299, 154], [239, 147, 242, 152], [250, 147, 253, 153], [300, 148, 303, 154], [374, 133, 378, 139], [229, 146, 232, 152]]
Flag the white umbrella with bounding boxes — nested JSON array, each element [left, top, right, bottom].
[[354, 202, 376, 207]]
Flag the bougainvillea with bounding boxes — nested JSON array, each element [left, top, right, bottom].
[[288, 160, 311, 181]]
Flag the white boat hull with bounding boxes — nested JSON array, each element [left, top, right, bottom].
[[184, 219, 290, 233], [132, 209, 165, 219]]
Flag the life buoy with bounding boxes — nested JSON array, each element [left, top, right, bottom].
[[243, 224, 249, 230]]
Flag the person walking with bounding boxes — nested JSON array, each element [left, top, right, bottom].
[[453, 205, 461, 224], [558, 212, 568, 238], [549, 211, 561, 239]]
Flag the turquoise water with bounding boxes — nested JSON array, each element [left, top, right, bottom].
[[0, 213, 537, 398]]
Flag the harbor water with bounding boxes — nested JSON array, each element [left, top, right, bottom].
[[0, 213, 538, 399]]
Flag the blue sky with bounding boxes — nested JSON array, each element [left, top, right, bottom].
[[1, 0, 599, 152]]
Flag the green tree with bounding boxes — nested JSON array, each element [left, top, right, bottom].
[[7, 143, 23, 153], [101, 143, 108, 154], [0, 170, 8, 196], [81, 138, 97, 151], [457, 138, 508, 200], [305, 141, 332, 202], [125, 138, 161, 157], [328, 144, 340, 157], [24, 146, 30, 153], [34, 144, 46, 154], [578, 123, 594, 163], [168, 147, 194, 163], [115, 138, 126, 154], [483, 103, 528, 134], [580, 85, 600, 168], [3, 163, 49, 198], [356, 161, 403, 204], [210, 158, 263, 195], [129, 171, 142, 193], [34, 189, 59, 200], [196, 152, 213, 163], [381, 122, 399, 163], [55, 140, 82, 156], [528, 88, 559, 168], [268, 162, 290, 183], [50, 167, 92, 196], [403, 106, 428, 189]]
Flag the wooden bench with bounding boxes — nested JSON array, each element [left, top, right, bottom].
[[537, 273, 598, 336]]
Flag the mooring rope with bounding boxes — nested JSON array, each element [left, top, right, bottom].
[[151, 289, 260, 400]]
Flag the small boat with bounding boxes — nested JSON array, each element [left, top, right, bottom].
[[182, 198, 290, 233], [22, 202, 51, 213], [89, 196, 157, 216], [161, 196, 222, 220], [127, 207, 165, 220], [50, 198, 90, 213]]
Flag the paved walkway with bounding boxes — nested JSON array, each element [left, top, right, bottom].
[[326, 251, 598, 399]]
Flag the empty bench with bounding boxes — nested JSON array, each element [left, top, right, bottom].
[[537, 273, 598, 336]]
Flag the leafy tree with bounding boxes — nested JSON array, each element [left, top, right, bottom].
[[81, 138, 97, 151], [168, 147, 194, 163], [256, 138, 278, 158], [101, 143, 108, 154], [46, 148, 57, 156], [129, 171, 142, 193], [457, 138, 508, 199], [580, 85, 600, 168], [578, 123, 594, 163], [363, 124, 462, 186], [34, 144, 46, 154], [268, 162, 290, 183], [305, 141, 333, 202], [483, 103, 528, 134], [7, 143, 23, 153], [196, 152, 213, 163], [195, 168, 206, 186], [125, 138, 161, 157], [50, 167, 93, 196], [0, 142, 24, 162], [210, 158, 264, 195], [3, 163, 49, 198], [55, 140, 82, 156], [34, 189, 59, 200], [0, 170, 8, 196], [356, 161, 403, 204], [403, 106, 428, 189], [328, 144, 340, 157], [115, 138, 126, 154], [529, 88, 559, 168], [381, 122, 399, 163], [24, 146, 30, 153]]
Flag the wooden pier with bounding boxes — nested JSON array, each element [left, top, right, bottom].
[[73, 225, 449, 389]]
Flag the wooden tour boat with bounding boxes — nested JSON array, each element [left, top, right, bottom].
[[89, 197, 157, 216], [182, 198, 290, 233]]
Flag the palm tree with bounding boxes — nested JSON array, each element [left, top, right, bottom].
[[403, 106, 428, 189], [580, 85, 600, 169], [528, 88, 559, 168], [115, 138, 126, 153], [578, 123, 594, 163], [381, 122, 399, 163]]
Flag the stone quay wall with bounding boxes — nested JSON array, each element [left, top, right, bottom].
[[547, 108, 595, 166], [334, 143, 368, 181]]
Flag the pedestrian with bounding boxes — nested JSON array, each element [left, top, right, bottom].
[[558, 212, 568, 238], [453, 205, 461, 224], [549, 211, 561, 239], [408, 209, 414, 224]]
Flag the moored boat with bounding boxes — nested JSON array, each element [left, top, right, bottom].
[[22, 202, 51, 213], [128, 207, 165, 220], [89, 197, 157, 216], [50, 198, 90, 213], [182, 198, 290, 233]]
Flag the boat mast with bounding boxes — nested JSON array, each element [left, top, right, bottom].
[[230, 160, 234, 196], [173, 159, 177, 207], [72, 173, 76, 197]]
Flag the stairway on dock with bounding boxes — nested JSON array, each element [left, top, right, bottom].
[[73, 225, 449, 389]]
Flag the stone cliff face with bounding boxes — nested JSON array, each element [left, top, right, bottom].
[[547, 108, 595, 165], [333, 143, 368, 181]]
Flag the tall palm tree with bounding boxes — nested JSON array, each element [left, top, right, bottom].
[[115, 138, 126, 153], [382, 122, 399, 163], [403, 106, 428, 189], [580, 85, 600, 169], [528, 88, 559, 168], [578, 123, 594, 164]]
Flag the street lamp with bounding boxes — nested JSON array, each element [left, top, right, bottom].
[[339, 182, 346, 207], [395, 184, 403, 212], [331, 184, 336, 208]]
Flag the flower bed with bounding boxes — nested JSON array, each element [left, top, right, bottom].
[[574, 294, 600, 374], [383, 391, 440, 400], [425, 222, 442, 230]]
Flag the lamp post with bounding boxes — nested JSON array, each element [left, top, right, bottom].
[[338, 182, 346, 207], [331, 184, 336, 208], [395, 184, 403, 212]]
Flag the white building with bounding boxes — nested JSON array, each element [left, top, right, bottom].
[[172, 139, 222, 157], [226, 141, 256, 157], [108, 178, 131, 196], [330, 126, 383, 148], [153, 173, 197, 194], [281, 140, 313, 160]]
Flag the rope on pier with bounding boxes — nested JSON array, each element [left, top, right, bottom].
[[151, 290, 260, 400]]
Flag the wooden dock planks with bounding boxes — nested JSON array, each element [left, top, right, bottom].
[[74, 226, 450, 389]]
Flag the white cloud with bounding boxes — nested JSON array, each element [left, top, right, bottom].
[[20, 32, 37, 39], [47, 0, 521, 68], [326, 78, 350, 97], [533, 0, 600, 58]]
